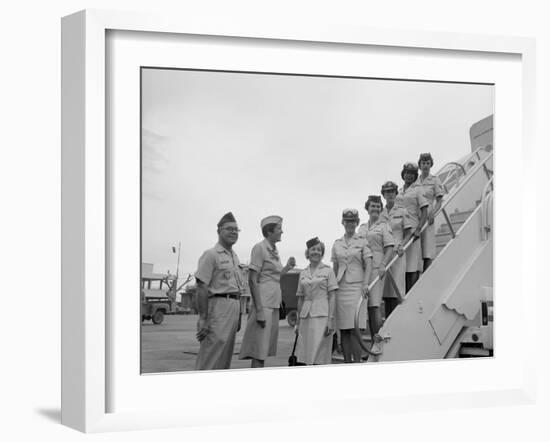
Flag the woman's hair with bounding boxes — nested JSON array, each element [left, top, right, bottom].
[[418, 152, 434, 168], [261, 223, 278, 238], [305, 241, 326, 259], [401, 169, 419, 181], [364, 195, 383, 211]]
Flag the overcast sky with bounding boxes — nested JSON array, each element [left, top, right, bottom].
[[141, 68, 493, 280]]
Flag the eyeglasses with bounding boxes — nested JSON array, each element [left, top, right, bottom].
[[222, 227, 241, 233]]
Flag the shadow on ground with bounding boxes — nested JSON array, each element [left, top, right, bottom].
[[35, 408, 61, 423]]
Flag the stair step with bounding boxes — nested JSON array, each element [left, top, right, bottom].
[[438, 220, 466, 235], [446, 210, 474, 222], [434, 207, 478, 253], [436, 208, 475, 236], [436, 231, 454, 244]]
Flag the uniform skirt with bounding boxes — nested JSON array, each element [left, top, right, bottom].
[[420, 222, 436, 259], [238, 306, 279, 361], [296, 316, 333, 365], [368, 267, 385, 307], [405, 238, 422, 272], [335, 281, 367, 330], [195, 297, 240, 370], [382, 254, 406, 299]]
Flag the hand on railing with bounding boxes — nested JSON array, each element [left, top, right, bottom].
[[396, 243, 405, 256]]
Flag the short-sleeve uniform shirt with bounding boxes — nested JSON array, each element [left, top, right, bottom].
[[331, 235, 372, 284], [395, 184, 429, 230], [248, 239, 283, 308], [380, 206, 412, 244], [416, 174, 444, 212], [195, 243, 245, 295], [358, 221, 395, 269], [296, 263, 338, 318]]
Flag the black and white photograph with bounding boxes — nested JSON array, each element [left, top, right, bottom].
[[140, 67, 494, 373]]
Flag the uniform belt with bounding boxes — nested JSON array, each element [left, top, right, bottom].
[[212, 293, 240, 299]]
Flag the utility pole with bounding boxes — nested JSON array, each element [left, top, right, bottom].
[[169, 243, 182, 308], [176, 242, 181, 282], [172, 243, 181, 296]]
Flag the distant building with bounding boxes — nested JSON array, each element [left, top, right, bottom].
[[141, 262, 174, 281], [141, 262, 176, 301], [180, 283, 197, 313], [141, 262, 154, 276]]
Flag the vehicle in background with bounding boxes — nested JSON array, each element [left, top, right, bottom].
[[141, 294, 172, 324], [141, 272, 175, 325], [280, 271, 300, 326], [141, 263, 193, 324]]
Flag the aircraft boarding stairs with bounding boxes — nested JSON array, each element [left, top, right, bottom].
[[356, 145, 494, 362]]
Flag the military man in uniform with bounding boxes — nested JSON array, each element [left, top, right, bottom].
[[194, 212, 244, 370]]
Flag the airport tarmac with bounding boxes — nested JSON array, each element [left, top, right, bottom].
[[141, 313, 358, 373]]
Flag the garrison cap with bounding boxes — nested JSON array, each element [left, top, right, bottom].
[[342, 208, 359, 221], [217, 211, 237, 227], [381, 180, 399, 193], [260, 215, 283, 229], [306, 237, 320, 249], [418, 152, 434, 166], [365, 195, 382, 210], [401, 161, 419, 179]]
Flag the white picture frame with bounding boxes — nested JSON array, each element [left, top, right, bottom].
[[61, 9, 537, 433]]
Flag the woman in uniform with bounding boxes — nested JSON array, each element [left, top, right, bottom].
[[358, 196, 395, 354], [239, 215, 296, 368], [295, 237, 338, 365], [416, 153, 444, 271], [331, 209, 373, 363], [397, 162, 429, 292], [380, 181, 413, 318]]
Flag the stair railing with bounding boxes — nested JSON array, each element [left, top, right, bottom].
[[355, 150, 494, 354], [480, 177, 494, 241], [437, 145, 492, 195], [438, 162, 466, 194]]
